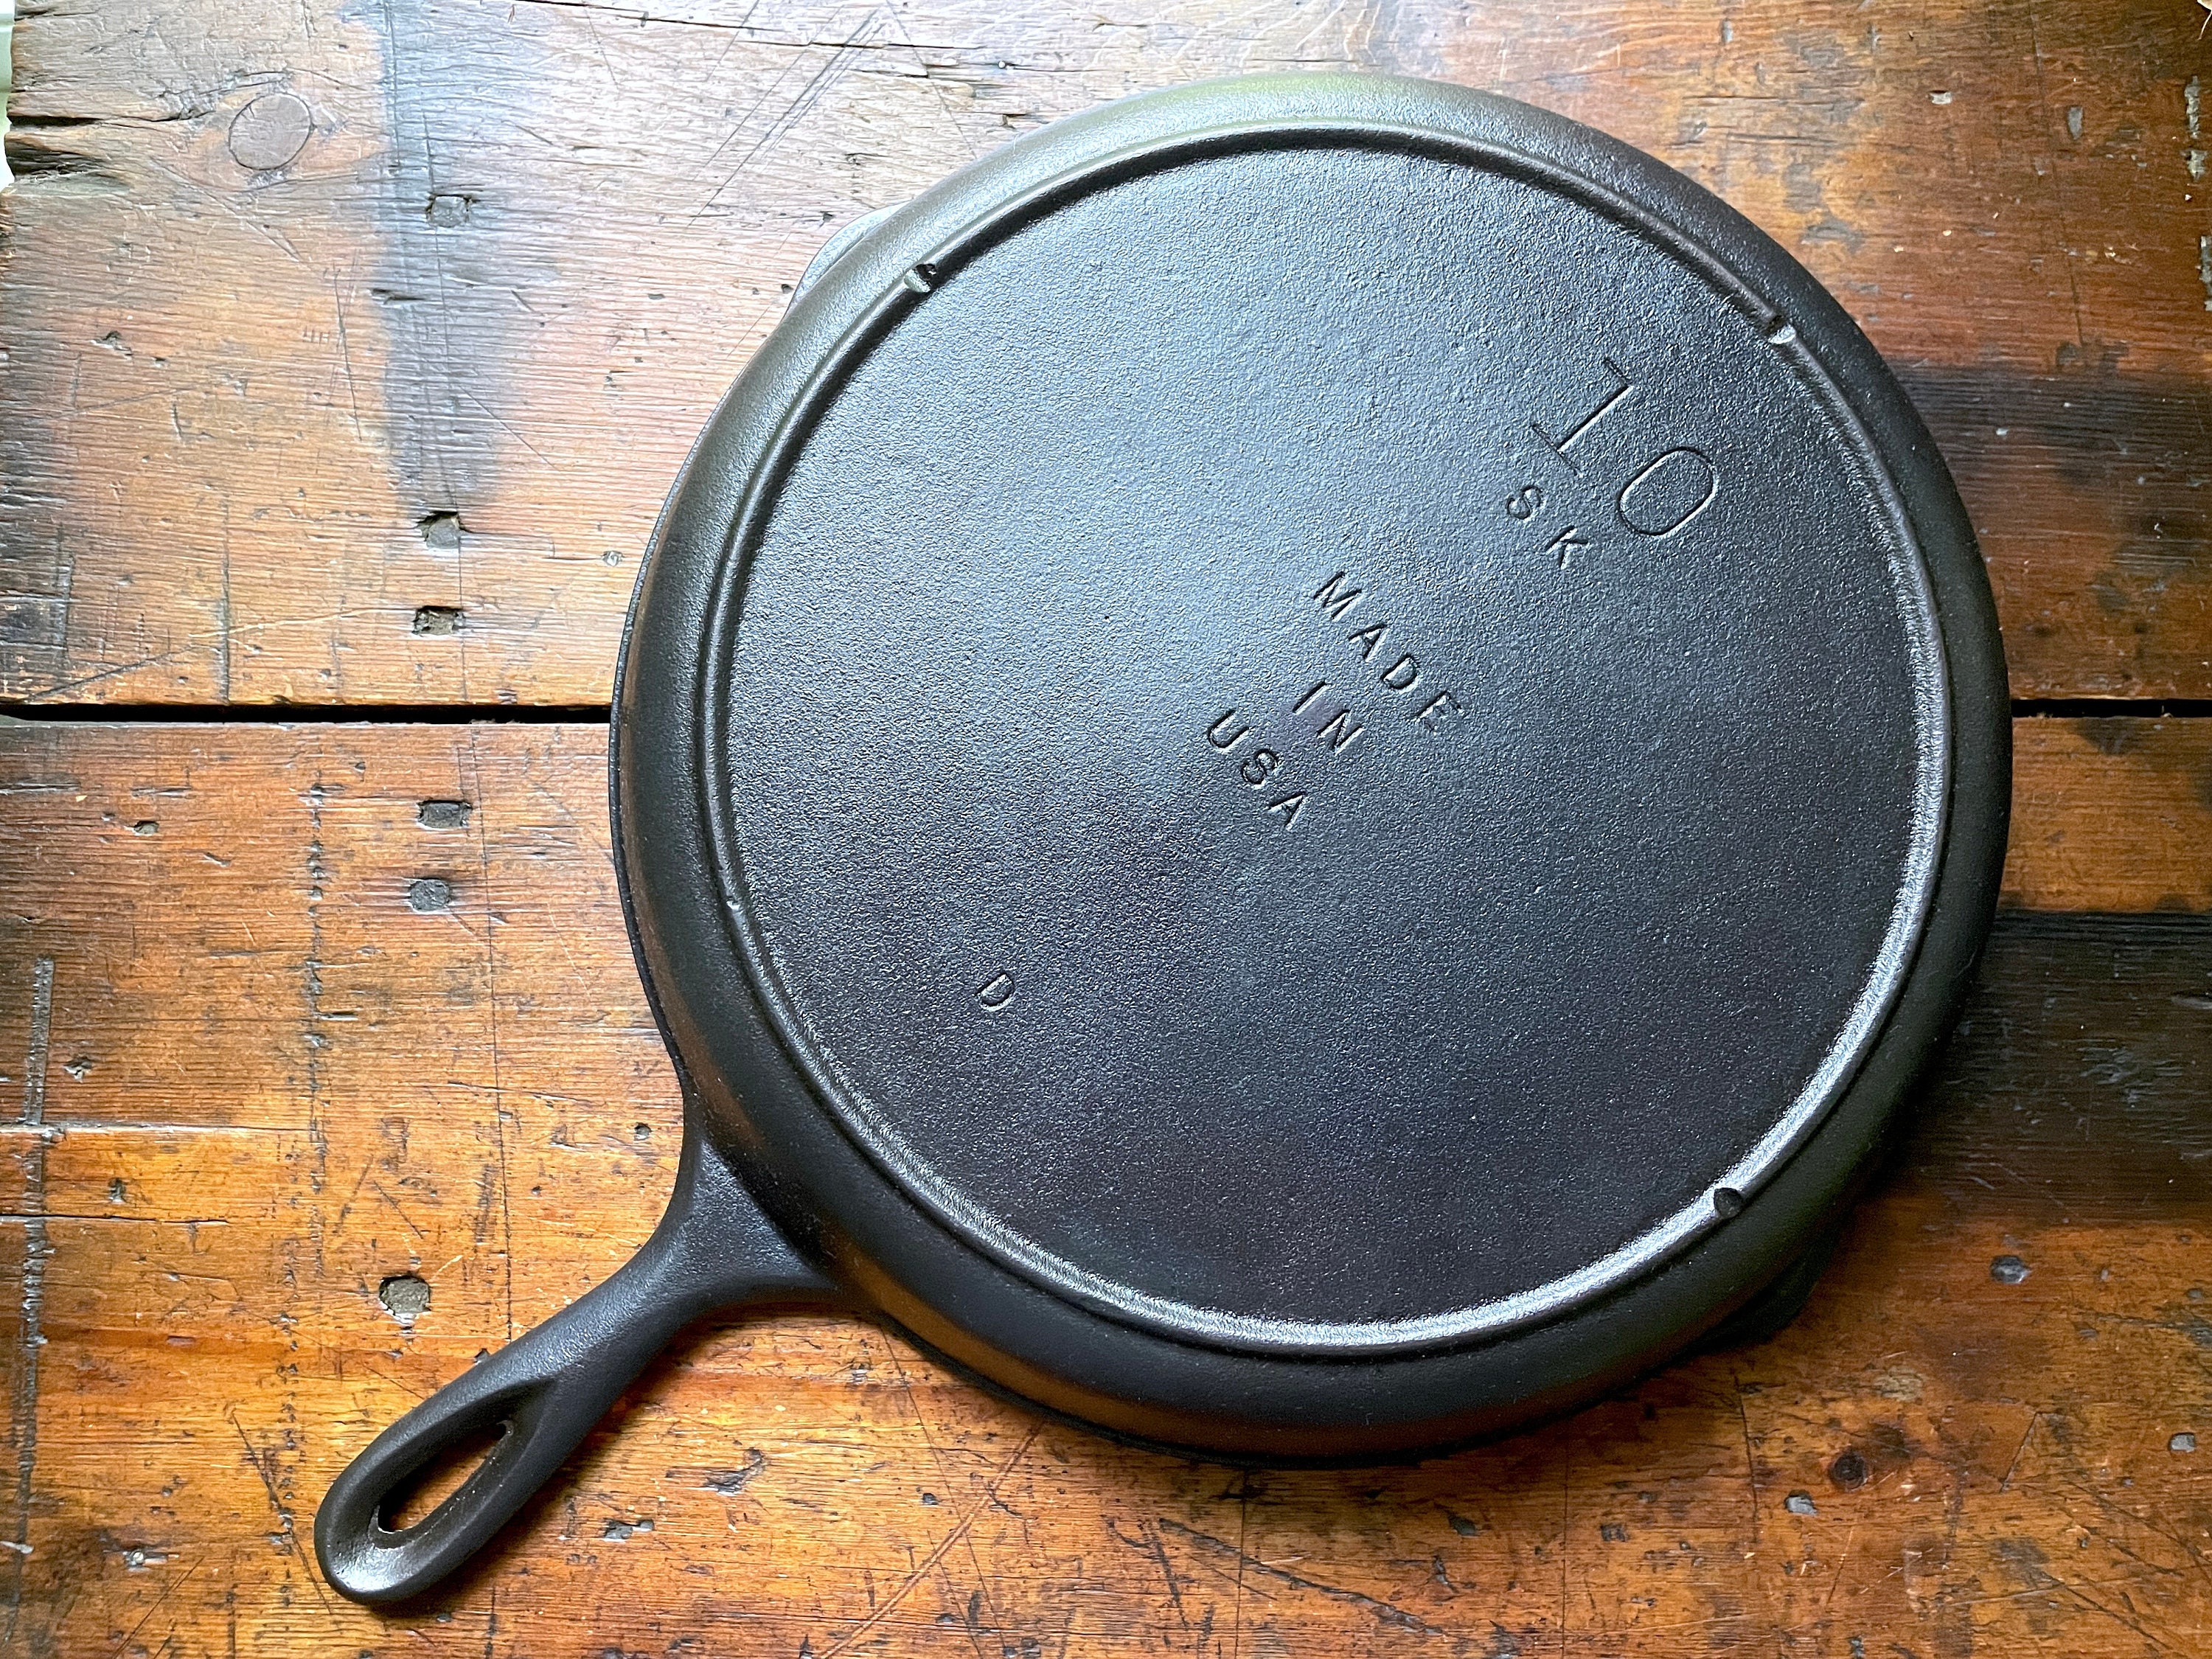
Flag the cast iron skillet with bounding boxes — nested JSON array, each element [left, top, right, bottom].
[[316, 72, 2010, 1604]]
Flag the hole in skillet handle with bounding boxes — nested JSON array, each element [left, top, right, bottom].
[[313, 1124, 839, 1604], [314, 1323, 630, 1601], [380, 1416, 509, 1533]]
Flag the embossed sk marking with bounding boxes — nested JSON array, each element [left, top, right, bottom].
[[1510, 355, 1719, 567]]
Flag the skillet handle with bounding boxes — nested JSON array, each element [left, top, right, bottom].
[[314, 1122, 836, 1604]]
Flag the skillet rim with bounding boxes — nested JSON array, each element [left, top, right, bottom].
[[610, 71, 2011, 1455]]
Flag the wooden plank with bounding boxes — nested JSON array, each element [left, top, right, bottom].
[[2004, 716, 2212, 913], [0, 717, 2208, 1655], [4, 0, 2206, 706]]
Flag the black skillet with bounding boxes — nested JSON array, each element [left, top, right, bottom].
[[315, 72, 2010, 1604]]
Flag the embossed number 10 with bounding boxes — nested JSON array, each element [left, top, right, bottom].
[[1506, 356, 1718, 568]]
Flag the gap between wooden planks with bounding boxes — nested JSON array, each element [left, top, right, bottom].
[[0, 714, 2205, 1656]]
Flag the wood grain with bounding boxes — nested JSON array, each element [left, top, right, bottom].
[[4, 0, 2208, 705], [2006, 716, 2212, 914], [1, 717, 2209, 1657]]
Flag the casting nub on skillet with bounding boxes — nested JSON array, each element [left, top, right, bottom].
[[316, 72, 2010, 1604]]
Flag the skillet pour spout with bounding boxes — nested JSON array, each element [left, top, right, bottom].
[[315, 72, 2009, 1604]]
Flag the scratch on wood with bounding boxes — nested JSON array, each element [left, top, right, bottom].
[[330, 1154, 376, 1236], [2000, 1411, 2041, 1491], [692, 6, 888, 223], [458, 384, 558, 473], [25, 1121, 300, 1136], [302, 780, 332, 1213], [1733, 1374, 1760, 1550], [2051, 1470, 2212, 1573], [19, 959, 52, 1130], [1818, 1519, 1859, 1618], [815, 1423, 1040, 1659], [4, 958, 55, 1650], [2020, 0, 2090, 349], [0, 1212, 226, 1226], [883, 0, 978, 165], [112, 1558, 201, 1659], [218, 499, 234, 702], [465, 729, 513, 1339], [2002, 1537, 2180, 1652], [873, 1317, 1019, 1635], [1156, 1518, 1449, 1638], [1233, 1472, 1251, 1659], [1558, 1435, 1571, 1655], [229, 1413, 336, 1618], [367, 1178, 427, 1239], [328, 279, 368, 444], [1106, 1519, 1190, 1627]]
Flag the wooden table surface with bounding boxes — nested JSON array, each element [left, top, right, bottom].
[[4, 1, 2210, 1654]]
